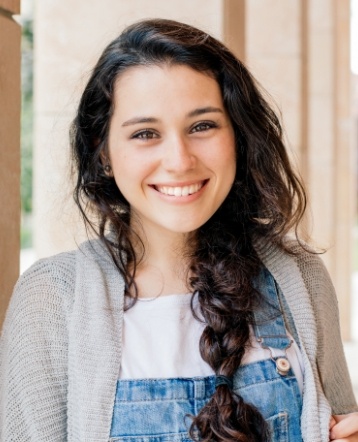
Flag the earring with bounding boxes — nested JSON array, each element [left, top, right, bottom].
[[104, 164, 112, 173]]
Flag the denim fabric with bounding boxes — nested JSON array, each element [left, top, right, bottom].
[[233, 358, 302, 441], [252, 267, 294, 350], [110, 267, 303, 441], [110, 377, 213, 441]]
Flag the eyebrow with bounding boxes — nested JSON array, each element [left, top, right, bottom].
[[187, 106, 224, 118], [122, 117, 158, 127], [121, 107, 224, 127]]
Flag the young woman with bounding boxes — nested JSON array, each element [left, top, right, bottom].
[[1, 18, 357, 442]]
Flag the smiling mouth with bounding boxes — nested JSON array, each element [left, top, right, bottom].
[[154, 181, 207, 197]]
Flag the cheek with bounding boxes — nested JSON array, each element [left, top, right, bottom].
[[109, 148, 132, 179], [110, 152, 154, 195], [216, 135, 237, 175], [220, 139, 237, 194], [109, 151, 130, 193]]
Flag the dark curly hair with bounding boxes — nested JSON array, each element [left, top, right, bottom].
[[71, 18, 306, 442]]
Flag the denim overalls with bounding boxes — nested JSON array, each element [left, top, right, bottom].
[[109, 268, 303, 441]]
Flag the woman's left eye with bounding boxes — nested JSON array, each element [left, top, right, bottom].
[[191, 121, 217, 133]]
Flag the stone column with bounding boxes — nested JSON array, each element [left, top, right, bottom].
[[223, 0, 246, 60], [245, 0, 353, 339], [245, 0, 304, 166], [305, 0, 352, 339], [0, 0, 21, 327]]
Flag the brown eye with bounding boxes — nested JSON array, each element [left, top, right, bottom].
[[132, 129, 158, 140], [191, 121, 217, 133]]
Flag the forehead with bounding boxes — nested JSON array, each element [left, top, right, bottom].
[[112, 64, 224, 117]]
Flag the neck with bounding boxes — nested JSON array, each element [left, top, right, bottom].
[[129, 221, 196, 298]]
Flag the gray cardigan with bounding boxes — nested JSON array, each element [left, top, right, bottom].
[[0, 238, 357, 442]]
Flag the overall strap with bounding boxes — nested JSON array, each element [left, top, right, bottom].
[[252, 267, 292, 350]]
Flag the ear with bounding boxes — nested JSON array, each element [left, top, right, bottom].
[[103, 163, 113, 176], [99, 149, 113, 177]]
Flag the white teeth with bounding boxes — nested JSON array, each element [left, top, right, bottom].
[[189, 184, 197, 194], [182, 186, 189, 196], [156, 182, 204, 196]]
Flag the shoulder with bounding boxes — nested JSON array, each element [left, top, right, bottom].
[[17, 249, 77, 290], [7, 237, 119, 317], [281, 240, 337, 315], [255, 237, 338, 335], [1, 250, 78, 346], [4, 237, 125, 332], [12, 250, 77, 309], [256, 237, 334, 304], [285, 239, 331, 282]]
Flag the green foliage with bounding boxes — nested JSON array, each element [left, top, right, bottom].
[[20, 18, 34, 248], [21, 18, 33, 215], [21, 215, 33, 249]]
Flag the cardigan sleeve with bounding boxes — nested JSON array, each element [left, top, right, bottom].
[[293, 246, 358, 414], [0, 252, 76, 441]]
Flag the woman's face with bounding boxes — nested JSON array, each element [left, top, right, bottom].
[[107, 64, 236, 238]]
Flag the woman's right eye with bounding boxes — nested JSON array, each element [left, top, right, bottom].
[[131, 129, 158, 140]]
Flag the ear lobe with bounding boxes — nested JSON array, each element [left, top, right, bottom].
[[99, 150, 113, 177], [102, 158, 113, 176], [104, 163, 113, 175]]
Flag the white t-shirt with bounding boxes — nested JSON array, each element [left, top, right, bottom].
[[119, 293, 304, 392]]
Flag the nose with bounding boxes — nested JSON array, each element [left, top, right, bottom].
[[161, 135, 196, 173]]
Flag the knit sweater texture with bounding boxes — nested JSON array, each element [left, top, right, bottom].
[[0, 238, 357, 442]]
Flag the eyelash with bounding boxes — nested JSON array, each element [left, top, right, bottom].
[[131, 121, 218, 140], [190, 121, 217, 133], [131, 129, 158, 140]]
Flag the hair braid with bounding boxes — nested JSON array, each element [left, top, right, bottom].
[[188, 213, 270, 441]]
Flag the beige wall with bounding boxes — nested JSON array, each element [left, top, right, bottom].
[[0, 0, 21, 327]]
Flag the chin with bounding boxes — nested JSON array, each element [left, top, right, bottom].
[[164, 219, 208, 235]]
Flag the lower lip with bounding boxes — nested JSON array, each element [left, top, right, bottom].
[[149, 181, 208, 204]]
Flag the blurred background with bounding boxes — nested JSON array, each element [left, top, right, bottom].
[[0, 0, 357, 396]]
